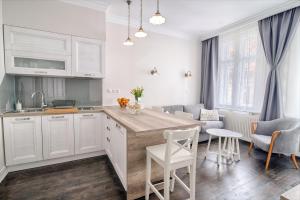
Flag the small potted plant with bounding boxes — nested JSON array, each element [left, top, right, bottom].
[[130, 87, 144, 104]]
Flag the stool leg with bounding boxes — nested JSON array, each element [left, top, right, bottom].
[[170, 170, 176, 192], [205, 135, 212, 159], [164, 167, 170, 200], [190, 163, 196, 200], [236, 138, 240, 161], [145, 152, 151, 200], [230, 138, 234, 161], [218, 137, 222, 167], [223, 137, 227, 152]]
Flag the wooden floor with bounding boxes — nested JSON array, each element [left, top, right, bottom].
[[0, 141, 299, 200]]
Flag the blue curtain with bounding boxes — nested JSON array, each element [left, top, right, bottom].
[[259, 7, 300, 121], [200, 36, 218, 110]]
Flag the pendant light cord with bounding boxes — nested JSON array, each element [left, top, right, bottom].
[[140, 0, 143, 27], [157, 0, 159, 12], [127, 0, 131, 38]]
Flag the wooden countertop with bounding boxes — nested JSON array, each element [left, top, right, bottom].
[[1, 107, 104, 117], [104, 106, 202, 133]]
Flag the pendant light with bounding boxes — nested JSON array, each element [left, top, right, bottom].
[[149, 0, 165, 25], [123, 0, 134, 46], [135, 0, 147, 38]]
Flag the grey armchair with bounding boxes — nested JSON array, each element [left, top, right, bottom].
[[248, 118, 300, 170]]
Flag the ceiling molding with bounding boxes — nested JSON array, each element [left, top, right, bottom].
[[106, 14, 193, 40], [200, 0, 300, 41], [60, 0, 111, 12]]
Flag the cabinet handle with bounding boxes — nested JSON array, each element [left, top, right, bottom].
[[106, 126, 110, 131], [84, 73, 95, 77], [106, 116, 110, 120], [116, 123, 121, 129], [34, 71, 47, 74], [82, 114, 93, 117], [106, 137, 110, 142], [15, 117, 31, 121], [52, 115, 65, 119]]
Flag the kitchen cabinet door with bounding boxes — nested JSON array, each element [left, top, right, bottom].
[[103, 114, 113, 160], [74, 113, 103, 154], [4, 25, 71, 55], [111, 121, 127, 189], [42, 114, 74, 159], [4, 25, 72, 77], [3, 116, 43, 166], [72, 36, 105, 78]]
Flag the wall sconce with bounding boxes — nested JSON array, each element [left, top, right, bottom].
[[184, 70, 192, 77], [150, 67, 159, 75]]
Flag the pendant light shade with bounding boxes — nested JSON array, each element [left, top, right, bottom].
[[149, 0, 165, 25], [123, 0, 134, 46], [123, 37, 134, 46], [135, 0, 147, 38]]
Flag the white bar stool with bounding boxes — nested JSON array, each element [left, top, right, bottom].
[[145, 127, 200, 200]]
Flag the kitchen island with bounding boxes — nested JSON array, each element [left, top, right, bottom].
[[103, 107, 202, 200]]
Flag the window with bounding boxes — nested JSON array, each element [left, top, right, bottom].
[[280, 23, 300, 119], [216, 24, 268, 112]]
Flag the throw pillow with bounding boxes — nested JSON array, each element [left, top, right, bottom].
[[200, 108, 219, 121]]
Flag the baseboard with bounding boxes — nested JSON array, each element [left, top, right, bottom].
[[0, 166, 8, 183], [7, 150, 106, 172]]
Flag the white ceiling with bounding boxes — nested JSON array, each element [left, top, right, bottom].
[[65, 0, 299, 39]]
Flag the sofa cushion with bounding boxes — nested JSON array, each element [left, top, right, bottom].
[[162, 105, 184, 114], [200, 108, 219, 121], [201, 121, 224, 133], [250, 134, 271, 152], [183, 104, 204, 120]]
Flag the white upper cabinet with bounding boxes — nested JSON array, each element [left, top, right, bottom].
[[42, 114, 74, 159], [4, 25, 72, 77], [74, 113, 103, 154], [3, 116, 43, 166], [72, 36, 105, 78], [4, 25, 71, 55]]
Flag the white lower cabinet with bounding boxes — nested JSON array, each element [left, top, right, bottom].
[[103, 114, 113, 160], [103, 114, 127, 189], [111, 121, 127, 189], [74, 113, 103, 154], [42, 114, 74, 159], [3, 116, 43, 166]]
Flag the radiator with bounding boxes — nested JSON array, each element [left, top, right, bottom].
[[220, 110, 259, 142]]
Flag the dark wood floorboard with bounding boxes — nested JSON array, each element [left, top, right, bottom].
[[0, 141, 299, 200]]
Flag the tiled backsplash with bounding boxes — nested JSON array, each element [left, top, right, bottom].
[[12, 76, 102, 109]]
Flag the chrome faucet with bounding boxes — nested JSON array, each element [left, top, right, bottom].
[[31, 91, 47, 108]]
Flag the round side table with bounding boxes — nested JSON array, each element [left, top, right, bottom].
[[205, 128, 242, 166]]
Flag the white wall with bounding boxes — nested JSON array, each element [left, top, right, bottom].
[[3, 0, 106, 40], [103, 23, 201, 106]]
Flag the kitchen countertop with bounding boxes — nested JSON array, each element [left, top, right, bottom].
[[104, 106, 202, 133], [1, 106, 104, 117]]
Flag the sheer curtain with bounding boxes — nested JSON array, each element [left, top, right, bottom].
[[217, 23, 268, 112], [280, 24, 300, 119]]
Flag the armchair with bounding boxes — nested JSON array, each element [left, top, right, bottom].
[[248, 118, 300, 170]]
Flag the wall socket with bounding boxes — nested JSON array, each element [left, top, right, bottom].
[[107, 89, 120, 94]]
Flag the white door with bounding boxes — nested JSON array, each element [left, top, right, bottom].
[[103, 114, 113, 160], [74, 113, 103, 154], [42, 114, 74, 159], [72, 36, 105, 78], [111, 121, 127, 189], [3, 116, 43, 166]]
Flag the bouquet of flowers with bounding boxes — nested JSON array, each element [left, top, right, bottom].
[[130, 87, 144, 102]]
